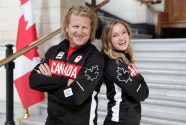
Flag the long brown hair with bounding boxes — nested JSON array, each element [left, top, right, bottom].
[[62, 6, 98, 42], [101, 20, 134, 63]]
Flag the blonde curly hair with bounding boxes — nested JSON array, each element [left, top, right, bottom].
[[62, 6, 98, 42]]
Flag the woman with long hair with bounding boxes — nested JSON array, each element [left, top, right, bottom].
[[101, 20, 149, 125]]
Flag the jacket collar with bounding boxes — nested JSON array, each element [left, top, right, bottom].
[[57, 39, 91, 52]]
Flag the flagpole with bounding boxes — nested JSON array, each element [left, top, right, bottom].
[[17, 108, 32, 121], [23, 108, 30, 119]]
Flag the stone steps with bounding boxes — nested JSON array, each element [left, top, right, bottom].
[[135, 57, 186, 71], [134, 48, 186, 58], [131, 38, 186, 48], [132, 33, 153, 39], [0, 101, 24, 125], [19, 115, 46, 125], [141, 69, 186, 83], [141, 111, 186, 125]]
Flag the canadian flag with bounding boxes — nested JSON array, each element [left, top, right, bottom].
[[14, 0, 44, 108]]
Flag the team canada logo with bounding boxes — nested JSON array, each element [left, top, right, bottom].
[[85, 65, 99, 81], [128, 63, 139, 77], [74, 55, 82, 63], [116, 67, 132, 83]]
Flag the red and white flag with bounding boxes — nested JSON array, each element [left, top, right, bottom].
[[14, 0, 44, 108]]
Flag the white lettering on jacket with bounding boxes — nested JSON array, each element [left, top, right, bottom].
[[128, 63, 139, 77], [49, 60, 82, 79]]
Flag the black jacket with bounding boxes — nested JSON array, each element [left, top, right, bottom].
[[103, 56, 149, 125], [29, 39, 104, 125]]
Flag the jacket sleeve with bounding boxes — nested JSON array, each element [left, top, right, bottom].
[[104, 59, 149, 101], [53, 51, 104, 106], [29, 46, 68, 92]]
